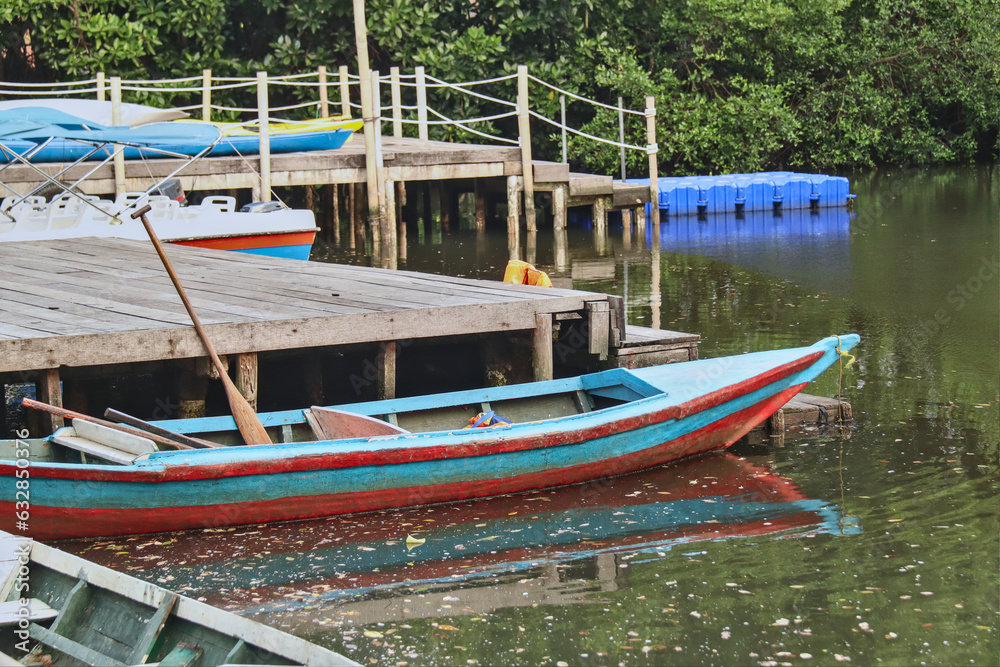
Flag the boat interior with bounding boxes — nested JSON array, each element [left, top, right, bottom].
[[2, 368, 667, 466], [0, 552, 300, 665]]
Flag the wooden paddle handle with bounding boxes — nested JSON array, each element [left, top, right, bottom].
[[131, 205, 272, 445], [21, 398, 193, 450], [104, 408, 217, 449]]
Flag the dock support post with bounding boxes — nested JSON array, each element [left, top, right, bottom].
[[553, 184, 567, 232], [506, 175, 521, 260], [378, 342, 396, 400], [353, 183, 366, 247], [592, 196, 608, 233], [201, 69, 212, 121], [110, 77, 125, 197], [645, 96, 660, 245], [233, 352, 258, 412], [35, 368, 64, 434], [554, 225, 569, 273], [177, 361, 208, 420], [586, 302, 610, 361], [96, 72, 106, 101], [474, 181, 487, 232], [517, 66, 537, 233], [256, 71, 272, 202], [384, 176, 398, 269], [622, 209, 632, 250], [532, 313, 553, 381]]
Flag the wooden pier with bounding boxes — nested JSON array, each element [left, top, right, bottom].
[[0, 239, 847, 438], [0, 137, 651, 258], [0, 238, 622, 434]]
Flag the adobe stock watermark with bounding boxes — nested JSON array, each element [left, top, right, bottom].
[[912, 253, 998, 345], [10, 426, 33, 654]]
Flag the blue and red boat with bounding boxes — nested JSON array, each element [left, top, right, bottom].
[[0, 335, 858, 540]]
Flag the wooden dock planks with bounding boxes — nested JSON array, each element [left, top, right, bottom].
[[0, 238, 615, 373]]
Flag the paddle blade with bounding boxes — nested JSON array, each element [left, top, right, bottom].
[[221, 376, 271, 445]]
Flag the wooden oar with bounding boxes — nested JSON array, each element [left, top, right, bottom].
[[21, 398, 196, 451], [104, 408, 217, 449], [131, 204, 272, 445]]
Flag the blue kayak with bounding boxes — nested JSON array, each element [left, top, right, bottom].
[[0, 107, 356, 162]]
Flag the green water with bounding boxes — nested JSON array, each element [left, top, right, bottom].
[[313, 166, 999, 665], [63, 167, 998, 665]]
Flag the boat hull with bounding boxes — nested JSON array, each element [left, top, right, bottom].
[[0, 128, 356, 163], [0, 336, 859, 540], [171, 229, 316, 260]]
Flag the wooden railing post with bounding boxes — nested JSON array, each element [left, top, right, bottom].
[[338, 65, 351, 118], [517, 65, 536, 232], [645, 95, 660, 241], [318, 65, 329, 117], [415, 66, 429, 141], [390, 67, 403, 138], [201, 69, 212, 121], [96, 72, 106, 101], [618, 97, 626, 181], [110, 77, 125, 196], [256, 71, 272, 202], [560, 94, 567, 163]]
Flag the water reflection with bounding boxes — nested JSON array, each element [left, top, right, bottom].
[[57, 453, 857, 623]]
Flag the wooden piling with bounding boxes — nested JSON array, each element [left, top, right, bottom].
[[233, 352, 259, 412], [506, 175, 521, 260], [532, 313, 553, 381], [377, 342, 397, 400], [35, 368, 64, 434]]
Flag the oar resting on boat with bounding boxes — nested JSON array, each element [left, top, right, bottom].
[[20, 398, 216, 449], [0, 334, 859, 540]]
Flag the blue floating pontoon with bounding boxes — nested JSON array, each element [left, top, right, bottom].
[[626, 171, 855, 216]]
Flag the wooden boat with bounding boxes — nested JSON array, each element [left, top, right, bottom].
[[0, 532, 356, 665], [0, 335, 859, 540]]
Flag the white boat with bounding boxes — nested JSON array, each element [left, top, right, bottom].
[[0, 106, 319, 259], [0, 189, 318, 260]]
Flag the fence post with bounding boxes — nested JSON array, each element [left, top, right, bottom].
[[560, 94, 567, 164], [415, 66, 429, 141], [339, 65, 351, 118], [110, 77, 125, 196], [517, 65, 536, 232], [256, 71, 272, 202], [96, 72, 106, 101], [202, 69, 212, 121], [618, 97, 626, 182], [389, 67, 403, 138], [645, 95, 660, 237], [318, 65, 329, 117]]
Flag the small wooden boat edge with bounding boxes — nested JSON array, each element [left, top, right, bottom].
[[0, 531, 358, 666]]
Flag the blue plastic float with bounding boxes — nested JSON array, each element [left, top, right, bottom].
[[626, 171, 855, 216]]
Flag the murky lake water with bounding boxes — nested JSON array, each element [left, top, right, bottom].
[[61, 166, 998, 665]]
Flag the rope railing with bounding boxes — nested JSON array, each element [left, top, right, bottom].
[[527, 74, 645, 116], [529, 110, 644, 152], [0, 65, 658, 226]]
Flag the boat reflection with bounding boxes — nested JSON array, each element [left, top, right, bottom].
[[58, 452, 858, 625]]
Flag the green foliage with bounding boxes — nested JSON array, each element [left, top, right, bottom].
[[1, 0, 996, 170]]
